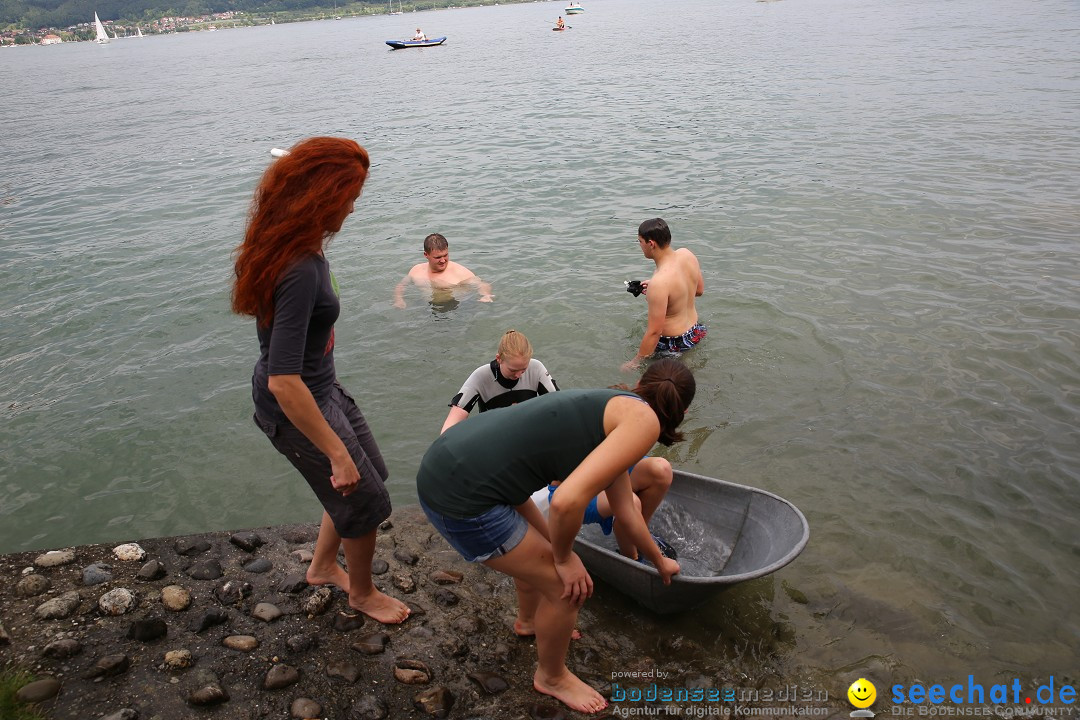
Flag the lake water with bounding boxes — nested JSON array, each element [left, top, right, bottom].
[[2, 0, 1078, 698]]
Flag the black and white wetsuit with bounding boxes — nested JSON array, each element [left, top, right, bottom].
[[448, 359, 559, 414]]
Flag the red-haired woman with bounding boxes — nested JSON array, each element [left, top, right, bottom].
[[233, 137, 409, 624]]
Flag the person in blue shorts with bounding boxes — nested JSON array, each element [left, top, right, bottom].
[[442, 329, 677, 561], [623, 218, 706, 371], [416, 358, 695, 714]]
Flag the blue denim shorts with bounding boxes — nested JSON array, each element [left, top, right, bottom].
[[418, 498, 528, 563]]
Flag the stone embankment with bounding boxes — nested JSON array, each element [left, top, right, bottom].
[[0, 505, 745, 720]]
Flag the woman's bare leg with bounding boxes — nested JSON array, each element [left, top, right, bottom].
[[512, 578, 541, 634], [629, 457, 672, 523], [306, 511, 351, 591], [306, 512, 408, 623], [598, 458, 673, 559], [340, 530, 410, 624], [485, 527, 606, 713], [598, 488, 644, 558], [513, 578, 582, 639]]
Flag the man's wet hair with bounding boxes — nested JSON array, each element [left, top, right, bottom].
[[424, 233, 448, 253], [638, 218, 672, 248]]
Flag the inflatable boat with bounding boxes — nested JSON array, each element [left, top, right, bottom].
[[386, 36, 446, 49]]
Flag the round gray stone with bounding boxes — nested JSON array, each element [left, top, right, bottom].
[[42, 638, 83, 659], [160, 585, 191, 611], [35, 549, 75, 567], [17, 574, 52, 597], [326, 661, 361, 684], [98, 587, 136, 615], [174, 538, 211, 556], [251, 602, 282, 622], [229, 531, 264, 552], [136, 559, 167, 580], [221, 635, 258, 651], [187, 558, 222, 580], [291, 697, 322, 718], [87, 654, 131, 678], [242, 557, 272, 573], [188, 683, 229, 706], [290, 549, 314, 563], [263, 663, 300, 690], [113, 543, 147, 561], [35, 590, 81, 620], [164, 649, 193, 669], [82, 563, 113, 586], [15, 676, 62, 703]]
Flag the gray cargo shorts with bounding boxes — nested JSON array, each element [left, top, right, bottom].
[[254, 382, 391, 538]]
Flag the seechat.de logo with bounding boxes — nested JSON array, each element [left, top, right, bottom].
[[848, 678, 878, 718]]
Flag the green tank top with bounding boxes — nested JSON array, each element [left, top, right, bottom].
[[416, 388, 639, 518]]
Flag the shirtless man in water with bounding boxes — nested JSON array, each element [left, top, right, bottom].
[[393, 232, 494, 308], [622, 218, 705, 371]]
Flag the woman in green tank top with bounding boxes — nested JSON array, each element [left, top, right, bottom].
[[416, 358, 696, 714]]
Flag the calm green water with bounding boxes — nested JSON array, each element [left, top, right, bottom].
[[2, 0, 1078, 695]]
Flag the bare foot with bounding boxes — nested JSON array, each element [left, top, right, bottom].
[[349, 588, 410, 624], [534, 669, 608, 714], [306, 564, 350, 593], [514, 618, 582, 640]]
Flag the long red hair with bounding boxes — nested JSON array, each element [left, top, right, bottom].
[[232, 137, 370, 326]]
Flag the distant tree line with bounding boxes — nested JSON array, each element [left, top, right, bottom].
[[1, 0, 416, 30]]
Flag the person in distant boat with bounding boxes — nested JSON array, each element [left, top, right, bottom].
[[232, 137, 410, 625], [555, 16, 565, 29], [416, 358, 694, 714], [393, 232, 494, 308], [622, 218, 706, 371], [413, 27, 426, 41]]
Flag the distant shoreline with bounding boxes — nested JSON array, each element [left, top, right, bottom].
[[0, 0, 536, 45]]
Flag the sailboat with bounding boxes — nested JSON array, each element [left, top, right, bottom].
[[93, 12, 111, 44], [135, 26, 144, 37]]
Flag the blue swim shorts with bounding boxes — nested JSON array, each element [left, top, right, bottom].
[[418, 498, 528, 563], [548, 485, 615, 536], [655, 323, 707, 354]]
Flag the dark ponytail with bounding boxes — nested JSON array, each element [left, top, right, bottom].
[[632, 358, 696, 445]]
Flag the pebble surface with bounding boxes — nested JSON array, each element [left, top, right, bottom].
[[0, 506, 788, 720]]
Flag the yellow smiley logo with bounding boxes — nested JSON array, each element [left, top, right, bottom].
[[847, 678, 877, 709]]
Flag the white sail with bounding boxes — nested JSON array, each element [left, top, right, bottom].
[[136, 26, 144, 37], [94, 12, 111, 43]]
